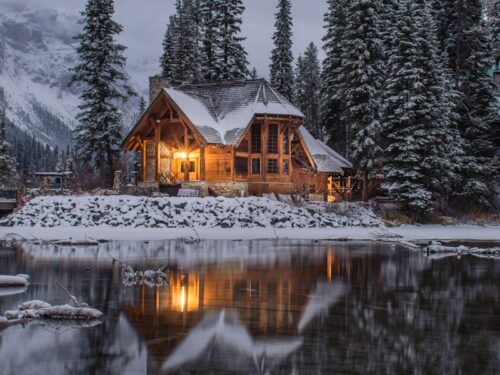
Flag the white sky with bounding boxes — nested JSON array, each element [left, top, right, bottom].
[[6, 0, 328, 78]]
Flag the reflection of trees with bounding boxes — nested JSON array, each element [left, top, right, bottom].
[[63, 264, 136, 375], [275, 251, 500, 374]]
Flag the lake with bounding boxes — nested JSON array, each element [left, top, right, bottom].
[[0, 240, 499, 374]]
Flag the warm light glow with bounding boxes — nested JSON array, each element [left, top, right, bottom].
[[180, 286, 186, 312], [177, 152, 188, 160]]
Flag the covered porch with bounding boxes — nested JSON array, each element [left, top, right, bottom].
[[123, 94, 206, 187]]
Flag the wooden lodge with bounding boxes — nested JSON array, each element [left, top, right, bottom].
[[122, 77, 352, 199]]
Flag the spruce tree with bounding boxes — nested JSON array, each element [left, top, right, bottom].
[[440, 0, 499, 208], [269, 0, 294, 101], [340, 0, 384, 201], [200, 0, 221, 81], [174, 0, 202, 83], [321, 0, 348, 157], [217, 0, 248, 80], [160, 14, 179, 80], [0, 89, 17, 187], [381, 0, 460, 216], [295, 43, 322, 140], [71, 0, 135, 184]]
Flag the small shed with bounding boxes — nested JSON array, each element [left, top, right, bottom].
[[35, 172, 72, 192]]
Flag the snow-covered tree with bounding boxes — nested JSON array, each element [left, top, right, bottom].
[[295, 43, 322, 140], [55, 156, 65, 173], [160, 14, 179, 80], [340, 0, 384, 201], [436, 0, 499, 208], [161, 0, 203, 84], [71, 0, 135, 184], [269, 0, 294, 101], [0, 88, 17, 187], [250, 67, 258, 79], [200, 0, 221, 81], [321, 0, 348, 157], [216, 0, 248, 80]]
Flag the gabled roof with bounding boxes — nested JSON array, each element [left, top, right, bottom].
[[166, 79, 304, 145], [298, 127, 352, 173]]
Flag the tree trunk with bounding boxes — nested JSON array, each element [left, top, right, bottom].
[[106, 145, 114, 187], [361, 170, 369, 202]]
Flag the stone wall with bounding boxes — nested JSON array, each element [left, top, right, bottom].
[[208, 182, 248, 198], [181, 181, 210, 197]]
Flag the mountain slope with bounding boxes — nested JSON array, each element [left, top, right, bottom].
[[0, 2, 154, 148]]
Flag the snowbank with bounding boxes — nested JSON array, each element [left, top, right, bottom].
[[0, 196, 381, 229], [424, 241, 500, 259], [0, 274, 29, 287], [2, 300, 104, 321]]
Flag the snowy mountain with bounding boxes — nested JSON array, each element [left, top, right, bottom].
[[0, 2, 155, 148]]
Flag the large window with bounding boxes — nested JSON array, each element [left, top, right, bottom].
[[235, 157, 248, 177], [282, 159, 289, 175], [251, 123, 261, 153], [282, 127, 289, 154], [251, 158, 261, 174], [267, 159, 278, 174], [268, 123, 278, 154]]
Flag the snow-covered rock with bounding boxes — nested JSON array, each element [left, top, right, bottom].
[[3, 300, 104, 321], [0, 195, 381, 229], [0, 274, 30, 287]]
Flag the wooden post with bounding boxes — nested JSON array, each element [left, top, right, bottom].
[[262, 118, 268, 180], [142, 140, 147, 183], [200, 145, 206, 181], [184, 126, 190, 182], [155, 122, 161, 182]]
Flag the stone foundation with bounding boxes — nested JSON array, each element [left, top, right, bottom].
[[208, 182, 248, 198], [181, 181, 209, 197]]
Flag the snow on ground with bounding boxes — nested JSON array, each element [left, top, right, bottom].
[[0, 195, 381, 229], [0, 196, 499, 243]]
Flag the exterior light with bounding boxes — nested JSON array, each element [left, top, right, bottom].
[[177, 152, 188, 160]]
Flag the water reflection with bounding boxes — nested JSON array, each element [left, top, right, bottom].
[[0, 240, 499, 374]]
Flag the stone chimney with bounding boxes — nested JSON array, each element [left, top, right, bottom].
[[149, 75, 170, 103]]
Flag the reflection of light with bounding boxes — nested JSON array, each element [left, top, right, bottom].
[[180, 286, 186, 312]]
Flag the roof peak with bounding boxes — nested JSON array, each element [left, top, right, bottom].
[[174, 78, 267, 90]]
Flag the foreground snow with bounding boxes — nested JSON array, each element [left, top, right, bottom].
[[0, 196, 381, 229], [1, 224, 499, 243]]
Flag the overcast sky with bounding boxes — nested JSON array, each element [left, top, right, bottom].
[[13, 0, 328, 78]]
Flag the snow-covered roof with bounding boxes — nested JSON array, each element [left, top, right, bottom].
[[298, 126, 352, 173], [165, 79, 304, 145]]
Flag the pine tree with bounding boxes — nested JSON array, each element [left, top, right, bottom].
[[200, 0, 221, 81], [217, 0, 249, 80], [321, 0, 348, 157], [250, 67, 258, 79], [438, 0, 499, 208], [269, 0, 294, 100], [295, 43, 322, 140], [70, 0, 135, 184], [0, 88, 17, 187], [174, 0, 203, 83], [160, 14, 179, 80], [381, 0, 460, 217], [55, 156, 65, 173], [340, 0, 384, 201]]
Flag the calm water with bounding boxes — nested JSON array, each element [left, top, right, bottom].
[[0, 240, 499, 374]]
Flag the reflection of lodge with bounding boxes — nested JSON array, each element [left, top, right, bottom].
[[123, 247, 378, 373]]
